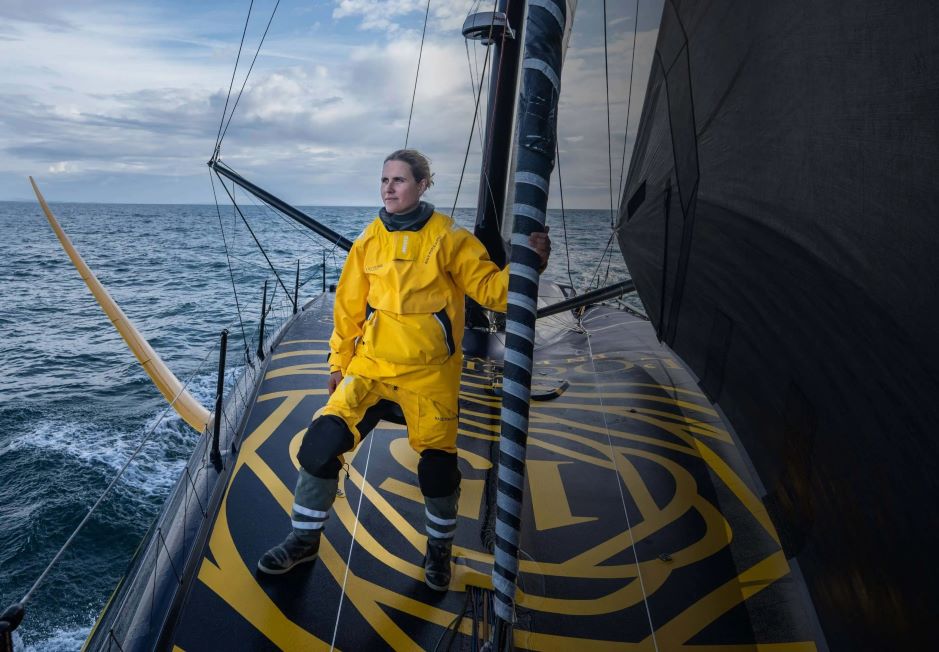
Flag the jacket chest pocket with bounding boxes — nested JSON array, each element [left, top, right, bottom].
[[365, 258, 449, 315]]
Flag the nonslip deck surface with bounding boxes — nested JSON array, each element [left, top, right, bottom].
[[169, 293, 820, 650]]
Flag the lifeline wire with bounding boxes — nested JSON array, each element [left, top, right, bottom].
[[405, 0, 433, 148], [16, 342, 218, 608]]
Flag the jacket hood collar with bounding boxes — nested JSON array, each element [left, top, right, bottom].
[[379, 201, 435, 232]]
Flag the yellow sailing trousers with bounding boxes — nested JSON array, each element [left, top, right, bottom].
[[322, 374, 459, 453]]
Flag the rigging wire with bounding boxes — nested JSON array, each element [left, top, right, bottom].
[[405, 0, 433, 148], [586, 231, 616, 289], [214, 0, 255, 153], [451, 39, 493, 218], [582, 0, 636, 293], [218, 160, 330, 263], [217, 0, 282, 149], [214, 171, 295, 305], [210, 170, 252, 362], [598, 0, 619, 288], [554, 139, 577, 291], [220, 158, 350, 277], [617, 0, 643, 200], [602, 0, 615, 231], [450, 0, 500, 218], [462, 9, 502, 227]]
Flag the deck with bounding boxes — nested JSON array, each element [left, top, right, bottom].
[[166, 292, 821, 650]]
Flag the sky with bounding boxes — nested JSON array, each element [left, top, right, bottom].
[[0, 0, 663, 209]]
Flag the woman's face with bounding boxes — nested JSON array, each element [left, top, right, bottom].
[[381, 160, 426, 214]]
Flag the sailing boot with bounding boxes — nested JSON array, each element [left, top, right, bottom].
[[423, 489, 459, 591], [257, 470, 338, 574]]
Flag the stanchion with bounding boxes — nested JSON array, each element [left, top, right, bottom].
[[293, 259, 300, 314], [257, 280, 268, 361], [210, 329, 228, 471]]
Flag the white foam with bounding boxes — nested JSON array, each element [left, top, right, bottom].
[[14, 624, 91, 652], [0, 414, 195, 499]]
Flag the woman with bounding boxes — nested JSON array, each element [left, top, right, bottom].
[[259, 149, 550, 592]]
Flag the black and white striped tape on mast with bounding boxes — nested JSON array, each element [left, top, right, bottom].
[[492, 0, 567, 630]]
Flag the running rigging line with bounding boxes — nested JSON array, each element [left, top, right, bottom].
[[405, 0, 433, 148], [582, 322, 659, 650], [450, 0, 500, 218]]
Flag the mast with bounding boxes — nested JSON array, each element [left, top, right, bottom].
[[464, 0, 525, 269], [491, 0, 568, 647], [462, 1, 525, 332]]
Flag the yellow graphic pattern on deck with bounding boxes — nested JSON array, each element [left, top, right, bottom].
[[194, 348, 816, 651]]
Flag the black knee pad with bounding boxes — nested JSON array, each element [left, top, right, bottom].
[[296, 415, 355, 479], [418, 449, 462, 498]]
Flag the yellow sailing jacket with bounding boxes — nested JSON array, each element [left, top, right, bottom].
[[328, 211, 508, 410]]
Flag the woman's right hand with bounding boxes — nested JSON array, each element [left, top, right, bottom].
[[328, 371, 344, 395]]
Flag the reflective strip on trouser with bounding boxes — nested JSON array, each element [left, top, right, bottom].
[[424, 489, 459, 540], [292, 469, 338, 543]]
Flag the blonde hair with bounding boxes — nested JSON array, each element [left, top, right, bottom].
[[384, 149, 435, 187]]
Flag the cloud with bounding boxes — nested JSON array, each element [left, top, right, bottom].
[[0, 0, 664, 208], [332, 0, 479, 34], [48, 161, 78, 174], [0, 0, 95, 30]]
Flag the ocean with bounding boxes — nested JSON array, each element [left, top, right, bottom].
[[0, 200, 636, 650]]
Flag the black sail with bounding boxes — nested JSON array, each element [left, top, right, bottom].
[[619, 1, 939, 649]]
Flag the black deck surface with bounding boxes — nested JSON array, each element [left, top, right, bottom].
[[168, 293, 821, 650]]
